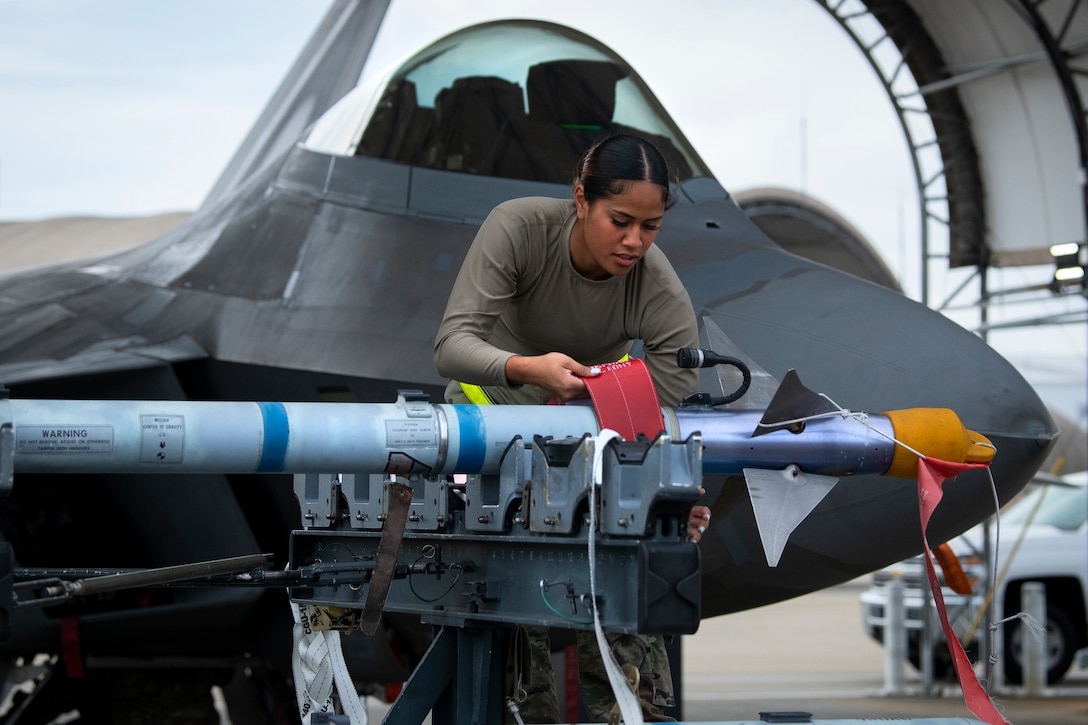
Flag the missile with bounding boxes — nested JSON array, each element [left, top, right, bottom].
[[2, 390, 993, 479]]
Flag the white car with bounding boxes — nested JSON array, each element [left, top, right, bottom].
[[860, 471, 1088, 684]]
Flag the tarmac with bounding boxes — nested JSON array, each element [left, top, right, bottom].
[[676, 578, 1088, 724], [365, 578, 1088, 724]]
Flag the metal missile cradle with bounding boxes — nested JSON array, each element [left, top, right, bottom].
[[289, 425, 704, 635]]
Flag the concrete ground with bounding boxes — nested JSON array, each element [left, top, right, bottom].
[[677, 579, 1088, 724], [364, 579, 1088, 724]]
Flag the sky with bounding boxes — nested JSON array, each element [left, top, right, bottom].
[[0, 0, 1085, 429]]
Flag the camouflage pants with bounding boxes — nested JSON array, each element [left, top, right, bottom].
[[504, 625, 676, 723]]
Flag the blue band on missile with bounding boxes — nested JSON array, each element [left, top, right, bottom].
[[258, 402, 289, 472], [452, 405, 486, 472]]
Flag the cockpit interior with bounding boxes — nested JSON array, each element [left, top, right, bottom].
[[306, 20, 709, 186]]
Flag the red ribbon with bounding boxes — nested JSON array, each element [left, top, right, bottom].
[[917, 457, 1009, 725], [581, 359, 664, 441]]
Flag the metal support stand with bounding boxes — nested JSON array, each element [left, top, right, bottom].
[[883, 578, 906, 694], [286, 427, 702, 724], [1022, 581, 1047, 696], [382, 625, 507, 725]]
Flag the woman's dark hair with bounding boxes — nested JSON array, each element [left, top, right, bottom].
[[574, 134, 676, 209]]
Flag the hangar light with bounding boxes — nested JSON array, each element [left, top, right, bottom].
[[1050, 242, 1086, 294]]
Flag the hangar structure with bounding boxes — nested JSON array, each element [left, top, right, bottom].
[[733, 187, 902, 291], [817, 0, 1088, 327]]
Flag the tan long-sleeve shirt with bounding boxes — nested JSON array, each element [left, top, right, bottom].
[[434, 196, 698, 407]]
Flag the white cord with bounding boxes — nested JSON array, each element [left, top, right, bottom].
[[757, 394, 933, 461], [589, 429, 644, 725]]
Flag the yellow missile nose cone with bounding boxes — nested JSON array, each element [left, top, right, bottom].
[[964, 428, 996, 464], [883, 408, 995, 479]]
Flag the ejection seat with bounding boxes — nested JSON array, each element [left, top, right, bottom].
[[429, 75, 525, 174], [484, 59, 629, 184], [355, 78, 436, 166]]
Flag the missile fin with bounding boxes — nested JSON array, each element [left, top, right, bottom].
[[744, 465, 838, 567], [751, 369, 840, 437]]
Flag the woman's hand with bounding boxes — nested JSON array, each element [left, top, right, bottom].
[[687, 504, 711, 544], [505, 352, 601, 402]]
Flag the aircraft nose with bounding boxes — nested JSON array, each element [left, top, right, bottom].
[[671, 232, 1059, 616], [697, 286, 1058, 513], [681, 250, 1058, 509]]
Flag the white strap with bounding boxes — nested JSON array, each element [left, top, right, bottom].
[[589, 429, 644, 725], [290, 600, 369, 725]]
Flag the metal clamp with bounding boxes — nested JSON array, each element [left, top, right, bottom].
[[599, 433, 703, 536]]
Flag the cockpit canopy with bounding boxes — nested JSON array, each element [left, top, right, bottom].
[[302, 20, 711, 186]]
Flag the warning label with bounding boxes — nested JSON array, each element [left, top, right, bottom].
[[140, 414, 185, 464], [17, 425, 114, 454], [385, 419, 437, 448]]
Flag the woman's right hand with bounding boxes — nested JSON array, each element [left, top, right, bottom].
[[505, 352, 601, 402]]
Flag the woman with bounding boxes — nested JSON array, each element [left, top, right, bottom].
[[434, 133, 711, 722]]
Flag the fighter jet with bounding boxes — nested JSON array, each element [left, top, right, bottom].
[[0, 1, 1057, 721]]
